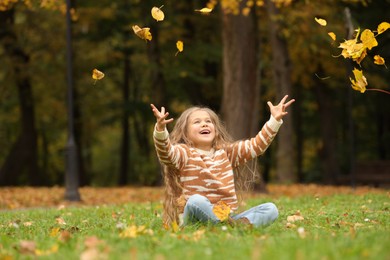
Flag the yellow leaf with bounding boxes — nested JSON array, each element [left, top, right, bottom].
[[328, 32, 336, 41], [373, 55, 385, 66], [315, 17, 327, 26], [377, 22, 390, 34], [35, 244, 58, 256], [49, 227, 61, 237], [175, 40, 184, 56], [151, 5, 164, 22], [360, 29, 378, 50], [195, 7, 213, 13], [212, 201, 231, 221], [132, 25, 152, 41], [92, 69, 104, 81], [171, 220, 179, 233], [349, 68, 367, 93]]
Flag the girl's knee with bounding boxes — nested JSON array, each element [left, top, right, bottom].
[[264, 202, 279, 220]]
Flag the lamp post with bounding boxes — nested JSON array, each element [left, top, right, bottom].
[[64, 0, 81, 201]]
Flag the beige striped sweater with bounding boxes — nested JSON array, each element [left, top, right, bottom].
[[153, 115, 282, 212]]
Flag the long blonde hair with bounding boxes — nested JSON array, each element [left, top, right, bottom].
[[161, 106, 257, 226]]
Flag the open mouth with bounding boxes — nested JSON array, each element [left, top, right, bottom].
[[200, 129, 210, 134]]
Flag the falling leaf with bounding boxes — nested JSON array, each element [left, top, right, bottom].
[[315, 17, 327, 26], [175, 40, 184, 56], [360, 29, 378, 50], [151, 5, 164, 22], [287, 210, 304, 222], [373, 55, 386, 66], [377, 22, 390, 34], [349, 68, 367, 93], [92, 69, 105, 85], [132, 25, 152, 41], [212, 201, 231, 221], [195, 7, 213, 13], [171, 220, 180, 233], [328, 32, 336, 41]]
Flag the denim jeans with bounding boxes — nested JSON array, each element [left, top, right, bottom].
[[182, 194, 279, 227]]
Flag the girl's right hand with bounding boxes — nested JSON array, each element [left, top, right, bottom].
[[150, 104, 174, 131]]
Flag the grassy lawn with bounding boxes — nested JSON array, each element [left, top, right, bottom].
[[0, 189, 389, 259]]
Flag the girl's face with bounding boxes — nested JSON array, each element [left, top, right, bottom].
[[187, 110, 216, 151]]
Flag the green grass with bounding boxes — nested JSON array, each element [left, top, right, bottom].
[[0, 193, 389, 259]]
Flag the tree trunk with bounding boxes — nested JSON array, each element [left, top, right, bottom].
[[221, 2, 259, 139], [119, 53, 131, 186], [0, 9, 40, 186], [314, 65, 340, 184], [221, 2, 267, 192], [266, 0, 296, 183]]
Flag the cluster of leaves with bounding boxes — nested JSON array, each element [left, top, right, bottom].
[[316, 17, 390, 94]]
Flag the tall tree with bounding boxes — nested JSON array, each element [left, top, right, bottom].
[[266, 0, 296, 183], [0, 9, 40, 185], [221, 1, 260, 139]]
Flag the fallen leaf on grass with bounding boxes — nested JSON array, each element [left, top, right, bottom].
[[287, 210, 304, 222]]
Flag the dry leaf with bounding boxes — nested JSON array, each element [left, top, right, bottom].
[[92, 69, 105, 85], [328, 32, 336, 41], [360, 29, 378, 50], [373, 55, 386, 66], [19, 240, 36, 255], [287, 210, 304, 222], [151, 6, 164, 22], [315, 17, 327, 26], [212, 201, 231, 221], [132, 25, 152, 41], [349, 68, 367, 93], [56, 217, 66, 225], [377, 22, 390, 34], [175, 40, 184, 56], [195, 7, 213, 13]]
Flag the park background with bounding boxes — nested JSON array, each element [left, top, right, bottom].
[[0, 0, 389, 191]]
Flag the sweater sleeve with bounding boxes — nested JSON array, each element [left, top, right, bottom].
[[153, 125, 188, 170], [227, 115, 283, 167]]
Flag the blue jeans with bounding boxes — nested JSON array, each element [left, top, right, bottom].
[[182, 194, 279, 227]]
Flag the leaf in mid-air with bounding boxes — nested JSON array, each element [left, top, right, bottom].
[[195, 7, 213, 13], [132, 25, 152, 41], [373, 55, 386, 66], [175, 40, 184, 56], [151, 6, 164, 22], [92, 69, 104, 85], [350, 68, 367, 93], [315, 17, 327, 26], [328, 32, 336, 41], [360, 29, 378, 50], [377, 22, 390, 34]]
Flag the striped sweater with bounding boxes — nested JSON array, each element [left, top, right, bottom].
[[153, 115, 282, 212]]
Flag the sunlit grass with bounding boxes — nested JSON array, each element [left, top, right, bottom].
[[0, 193, 388, 259]]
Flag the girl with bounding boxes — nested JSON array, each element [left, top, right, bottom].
[[151, 95, 295, 227]]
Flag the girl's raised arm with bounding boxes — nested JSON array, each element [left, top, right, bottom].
[[150, 104, 174, 131]]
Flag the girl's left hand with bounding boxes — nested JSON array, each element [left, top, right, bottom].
[[267, 95, 295, 121]]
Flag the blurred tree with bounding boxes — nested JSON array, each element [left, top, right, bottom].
[[0, 8, 40, 185]]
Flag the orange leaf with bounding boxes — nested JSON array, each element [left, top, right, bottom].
[[212, 201, 231, 221], [287, 210, 304, 222], [373, 55, 386, 66]]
